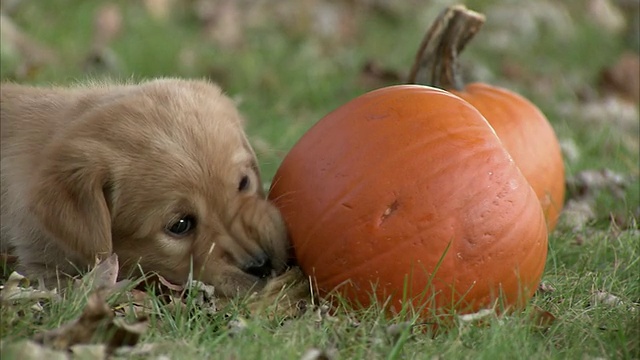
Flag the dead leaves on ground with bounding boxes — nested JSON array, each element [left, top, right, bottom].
[[0, 271, 59, 303], [559, 168, 638, 231], [1, 254, 314, 359], [32, 292, 148, 351]]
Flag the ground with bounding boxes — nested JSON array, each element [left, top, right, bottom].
[[1, 0, 639, 359]]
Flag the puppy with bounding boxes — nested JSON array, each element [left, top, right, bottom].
[[0, 78, 289, 296]]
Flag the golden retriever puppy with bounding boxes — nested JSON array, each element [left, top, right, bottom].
[[0, 78, 289, 296]]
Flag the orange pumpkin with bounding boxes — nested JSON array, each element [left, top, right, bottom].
[[269, 85, 548, 318], [408, 5, 565, 230]]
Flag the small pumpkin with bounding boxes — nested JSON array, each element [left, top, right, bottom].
[[408, 5, 565, 231], [269, 85, 548, 318]]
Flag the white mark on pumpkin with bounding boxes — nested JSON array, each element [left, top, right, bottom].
[[378, 199, 399, 225]]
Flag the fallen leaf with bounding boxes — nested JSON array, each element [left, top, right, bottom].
[[33, 291, 148, 352], [77, 254, 119, 290], [457, 308, 496, 323], [0, 271, 59, 303], [599, 52, 640, 103], [35, 292, 113, 350], [112, 343, 159, 357], [70, 344, 107, 360], [568, 169, 629, 199], [107, 317, 149, 349], [227, 317, 248, 336], [188, 280, 216, 300], [156, 274, 185, 292], [0, 339, 68, 360], [529, 305, 557, 330], [536, 282, 557, 294], [559, 198, 597, 230], [385, 321, 413, 343], [559, 97, 639, 151], [590, 290, 624, 308], [300, 348, 337, 360], [113, 288, 153, 318], [2, 270, 30, 290], [312, 304, 337, 324]]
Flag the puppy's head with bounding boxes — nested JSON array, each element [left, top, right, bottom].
[[30, 79, 290, 296]]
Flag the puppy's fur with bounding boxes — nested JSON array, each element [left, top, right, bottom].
[[0, 79, 289, 296]]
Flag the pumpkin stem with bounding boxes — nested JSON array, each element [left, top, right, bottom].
[[407, 5, 486, 91]]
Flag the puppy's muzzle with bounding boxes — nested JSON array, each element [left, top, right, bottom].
[[243, 253, 273, 279]]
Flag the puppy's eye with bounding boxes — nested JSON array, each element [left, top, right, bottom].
[[238, 175, 250, 192], [166, 215, 196, 236]]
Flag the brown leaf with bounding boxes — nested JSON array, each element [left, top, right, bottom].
[[0, 340, 69, 360], [599, 52, 640, 103], [35, 292, 113, 350], [156, 274, 185, 292], [300, 348, 338, 360], [107, 317, 149, 349], [112, 288, 152, 316], [559, 198, 596, 231], [529, 305, 556, 330], [536, 282, 557, 294], [590, 290, 624, 308], [77, 254, 119, 290], [457, 308, 496, 323], [112, 343, 159, 357], [1, 271, 60, 303], [33, 291, 148, 352], [227, 317, 248, 336], [385, 322, 412, 343], [75, 254, 136, 301], [69, 344, 107, 360]]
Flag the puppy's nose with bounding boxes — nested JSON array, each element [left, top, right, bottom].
[[243, 254, 273, 278]]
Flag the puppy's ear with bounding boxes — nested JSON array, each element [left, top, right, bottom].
[[29, 139, 113, 263]]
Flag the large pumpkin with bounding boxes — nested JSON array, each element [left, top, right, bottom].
[[407, 5, 565, 231], [269, 85, 548, 318]]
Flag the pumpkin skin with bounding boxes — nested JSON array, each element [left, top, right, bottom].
[[449, 83, 565, 231], [269, 85, 548, 318]]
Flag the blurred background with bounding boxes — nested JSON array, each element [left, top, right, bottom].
[[1, 0, 638, 229]]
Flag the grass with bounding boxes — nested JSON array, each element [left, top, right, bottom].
[[1, 0, 639, 359]]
